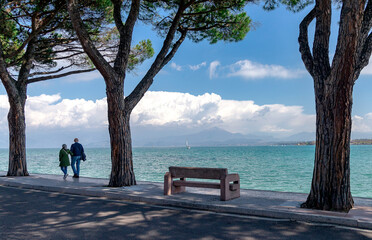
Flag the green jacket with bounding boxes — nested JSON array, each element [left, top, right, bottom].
[[59, 148, 72, 167]]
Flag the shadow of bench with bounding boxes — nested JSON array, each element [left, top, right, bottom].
[[164, 166, 240, 201]]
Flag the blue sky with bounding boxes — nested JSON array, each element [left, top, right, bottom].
[[1, 3, 372, 147]]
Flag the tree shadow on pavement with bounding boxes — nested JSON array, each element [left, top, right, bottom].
[[0, 186, 371, 240]]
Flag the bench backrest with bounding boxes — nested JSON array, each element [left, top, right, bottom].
[[169, 166, 228, 180]]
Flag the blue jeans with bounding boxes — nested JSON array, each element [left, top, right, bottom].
[[71, 156, 81, 176], [60, 166, 67, 175]]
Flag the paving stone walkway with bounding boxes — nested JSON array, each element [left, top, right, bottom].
[[0, 171, 371, 230]]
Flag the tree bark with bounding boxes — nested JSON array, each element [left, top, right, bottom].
[[7, 93, 29, 176], [0, 36, 34, 177], [106, 82, 136, 187], [299, 0, 367, 212], [302, 75, 354, 211]]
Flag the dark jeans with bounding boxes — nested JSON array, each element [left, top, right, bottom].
[[60, 166, 67, 175], [71, 155, 81, 176]]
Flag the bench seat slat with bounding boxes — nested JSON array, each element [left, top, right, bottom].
[[173, 180, 220, 189], [173, 180, 239, 191]]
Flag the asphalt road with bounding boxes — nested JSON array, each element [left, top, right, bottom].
[[0, 186, 371, 240]]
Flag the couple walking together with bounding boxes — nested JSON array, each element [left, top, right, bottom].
[[59, 138, 85, 179]]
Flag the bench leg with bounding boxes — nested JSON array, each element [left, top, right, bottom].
[[164, 172, 172, 195], [172, 177, 186, 194], [220, 174, 240, 201], [220, 179, 229, 201]]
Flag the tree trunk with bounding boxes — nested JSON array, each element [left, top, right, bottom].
[[7, 95, 29, 176], [107, 84, 136, 187], [302, 75, 354, 212], [297, 0, 368, 212]]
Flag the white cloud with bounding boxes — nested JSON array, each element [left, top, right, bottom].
[[0, 95, 9, 109], [228, 60, 304, 79], [25, 94, 108, 129], [361, 59, 372, 75], [132, 92, 316, 136], [0, 92, 316, 138], [209, 61, 220, 79], [168, 59, 302, 80], [170, 62, 182, 71], [1, 92, 372, 143], [189, 62, 207, 71], [352, 115, 372, 132]]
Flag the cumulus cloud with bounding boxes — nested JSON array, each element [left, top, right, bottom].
[[209, 61, 221, 79], [1, 92, 372, 142], [0, 92, 316, 137], [227, 60, 304, 79], [132, 91, 316, 136], [24, 94, 108, 129], [170, 62, 182, 71], [189, 62, 207, 71]]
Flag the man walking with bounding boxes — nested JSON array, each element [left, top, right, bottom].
[[70, 138, 85, 178]]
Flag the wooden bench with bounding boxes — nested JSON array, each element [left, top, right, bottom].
[[164, 166, 240, 201]]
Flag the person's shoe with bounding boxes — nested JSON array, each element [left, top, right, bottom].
[[73, 174, 77, 178], [76, 175, 79, 178], [63, 174, 68, 180]]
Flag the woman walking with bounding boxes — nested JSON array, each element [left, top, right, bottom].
[[59, 144, 72, 179]]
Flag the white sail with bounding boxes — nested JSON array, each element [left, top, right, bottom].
[[186, 140, 191, 149]]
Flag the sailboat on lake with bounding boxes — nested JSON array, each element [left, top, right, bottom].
[[186, 140, 191, 149]]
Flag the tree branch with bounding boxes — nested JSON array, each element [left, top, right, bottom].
[[4, 5, 63, 59], [355, 32, 372, 81], [38, 15, 70, 35], [0, 41, 17, 98], [124, 1, 195, 111], [67, 0, 115, 80], [113, 0, 140, 78], [29, 63, 76, 77], [355, 0, 372, 80], [312, 0, 331, 80], [50, 52, 86, 60], [183, 5, 232, 17], [112, 0, 125, 35], [161, 30, 188, 69], [298, 7, 316, 77], [17, 38, 36, 85], [125, 29, 187, 112], [27, 68, 96, 84], [185, 22, 233, 31]]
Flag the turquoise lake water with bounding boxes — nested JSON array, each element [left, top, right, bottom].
[[0, 146, 371, 197]]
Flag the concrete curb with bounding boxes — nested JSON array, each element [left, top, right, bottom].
[[0, 175, 371, 230]]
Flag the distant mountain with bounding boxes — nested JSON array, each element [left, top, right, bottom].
[[351, 132, 372, 140], [283, 132, 315, 142], [135, 127, 275, 147]]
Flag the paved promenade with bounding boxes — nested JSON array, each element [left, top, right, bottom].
[[0, 171, 371, 230]]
